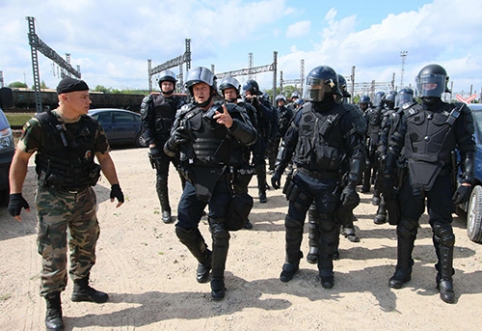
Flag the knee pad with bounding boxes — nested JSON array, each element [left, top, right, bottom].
[[175, 226, 201, 244], [397, 218, 418, 239], [208, 218, 230, 245], [318, 215, 337, 232], [285, 215, 303, 231], [433, 224, 455, 247]]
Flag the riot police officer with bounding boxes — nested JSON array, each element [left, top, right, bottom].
[[362, 91, 385, 193], [358, 95, 372, 113], [242, 79, 275, 203], [372, 90, 399, 224], [306, 74, 366, 263], [271, 66, 364, 289], [218, 76, 258, 229], [164, 67, 257, 300], [8, 77, 125, 331], [268, 94, 293, 173], [383, 64, 475, 304], [141, 69, 187, 223], [287, 91, 301, 110]]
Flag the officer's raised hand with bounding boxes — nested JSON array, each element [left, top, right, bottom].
[[110, 184, 124, 208], [452, 183, 471, 205], [271, 168, 283, 190], [8, 193, 30, 221], [213, 104, 233, 128]]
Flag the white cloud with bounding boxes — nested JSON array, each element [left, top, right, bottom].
[[286, 21, 311, 38]]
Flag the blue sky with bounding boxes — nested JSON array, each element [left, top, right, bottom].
[[1, 0, 481, 98]]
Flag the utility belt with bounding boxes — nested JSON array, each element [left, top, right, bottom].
[[297, 167, 340, 180], [37, 163, 101, 194]]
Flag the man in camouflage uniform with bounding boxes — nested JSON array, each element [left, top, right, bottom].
[[8, 77, 124, 331]]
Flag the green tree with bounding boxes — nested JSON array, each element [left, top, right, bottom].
[[8, 81, 27, 88]]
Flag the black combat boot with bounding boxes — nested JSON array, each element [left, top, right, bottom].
[[71, 277, 109, 303], [243, 218, 253, 230], [45, 292, 64, 331], [156, 177, 173, 223], [388, 267, 412, 289], [342, 226, 359, 242], [196, 249, 212, 283], [280, 261, 300, 282], [373, 201, 387, 225], [211, 278, 226, 301]]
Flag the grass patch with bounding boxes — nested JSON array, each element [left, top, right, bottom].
[[5, 113, 35, 128]]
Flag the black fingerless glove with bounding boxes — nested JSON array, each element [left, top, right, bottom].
[[8, 193, 29, 217], [110, 184, 124, 203]]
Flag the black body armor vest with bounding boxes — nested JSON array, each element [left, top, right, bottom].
[[34, 112, 101, 191], [152, 95, 182, 138], [294, 103, 347, 171], [403, 103, 460, 190], [180, 104, 232, 166]]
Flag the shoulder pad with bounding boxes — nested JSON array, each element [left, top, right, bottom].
[[403, 103, 422, 116], [401, 101, 418, 110], [142, 94, 153, 103]]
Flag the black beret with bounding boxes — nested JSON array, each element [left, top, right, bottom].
[[56, 77, 89, 94]]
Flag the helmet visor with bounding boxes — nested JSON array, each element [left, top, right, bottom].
[[416, 73, 445, 98], [303, 77, 333, 102]]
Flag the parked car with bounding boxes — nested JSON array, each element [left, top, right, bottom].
[[88, 108, 147, 147], [456, 103, 482, 244], [0, 88, 15, 206]]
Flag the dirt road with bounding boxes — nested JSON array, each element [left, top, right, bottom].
[[1, 147, 481, 330]]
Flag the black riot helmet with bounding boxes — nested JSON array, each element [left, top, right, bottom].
[[218, 76, 241, 101], [358, 95, 371, 111], [242, 79, 262, 96], [337, 74, 351, 98], [385, 91, 397, 109], [291, 91, 300, 99], [275, 94, 286, 105], [303, 66, 341, 103], [395, 87, 414, 109], [373, 91, 386, 107], [416, 64, 449, 103], [158, 69, 177, 95], [185, 66, 217, 107]]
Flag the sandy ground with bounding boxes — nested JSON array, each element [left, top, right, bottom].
[[1, 147, 481, 331]]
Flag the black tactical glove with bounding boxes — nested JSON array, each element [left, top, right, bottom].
[[110, 184, 124, 203], [167, 126, 190, 150], [8, 193, 29, 217], [271, 169, 283, 190], [340, 184, 360, 210], [148, 146, 161, 158], [452, 185, 472, 205]]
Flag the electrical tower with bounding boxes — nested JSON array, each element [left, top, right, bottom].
[[26, 16, 81, 112]]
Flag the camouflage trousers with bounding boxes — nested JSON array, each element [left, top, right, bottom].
[[36, 186, 100, 297]]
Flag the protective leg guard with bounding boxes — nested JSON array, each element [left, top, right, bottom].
[[434, 224, 456, 304], [45, 292, 64, 331], [389, 218, 418, 289], [156, 177, 173, 223], [208, 218, 230, 280], [255, 165, 268, 203], [175, 227, 212, 283], [317, 216, 339, 288], [306, 204, 320, 264], [280, 215, 305, 282]]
